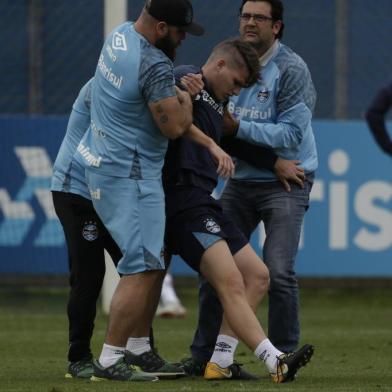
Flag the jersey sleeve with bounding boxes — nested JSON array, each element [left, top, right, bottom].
[[277, 56, 316, 114], [139, 55, 176, 103], [73, 78, 93, 115], [221, 135, 278, 172], [236, 58, 316, 149]]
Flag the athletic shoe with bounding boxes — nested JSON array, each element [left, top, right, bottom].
[[65, 359, 94, 379], [204, 362, 260, 380], [180, 357, 206, 376], [90, 358, 158, 382], [270, 344, 314, 383], [156, 301, 187, 318], [124, 350, 185, 378]]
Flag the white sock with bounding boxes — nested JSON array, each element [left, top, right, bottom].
[[209, 334, 239, 368], [99, 343, 125, 368], [254, 338, 284, 373], [126, 337, 151, 355], [160, 273, 180, 305]]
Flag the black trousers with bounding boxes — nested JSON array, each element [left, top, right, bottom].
[[52, 191, 123, 362]]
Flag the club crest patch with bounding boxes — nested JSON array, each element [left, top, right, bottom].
[[257, 85, 270, 103], [112, 32, 127, 51], [82, 221, 98, 241], [204, 218, 221, 234]]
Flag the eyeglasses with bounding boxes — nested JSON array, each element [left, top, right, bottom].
[[239, 13, 274, 23]]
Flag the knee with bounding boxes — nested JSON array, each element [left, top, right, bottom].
[[245, 264, 270, 297], [259, 264, 270, 294], [222, 273, 246, 300]]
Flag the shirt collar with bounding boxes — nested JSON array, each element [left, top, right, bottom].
[[259, 40, 280, 66]]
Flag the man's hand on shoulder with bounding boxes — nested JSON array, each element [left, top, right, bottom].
[[180, 73, 204, 97], [274, 158, 305, 192]]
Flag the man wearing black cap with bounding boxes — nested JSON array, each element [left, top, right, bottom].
[[140, 0, 204, 62], [74, 0, 204, 382], [146, 0, 204, 37]]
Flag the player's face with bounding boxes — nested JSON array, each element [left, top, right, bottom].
[[156, 26, 186, 61], [213, 63, 249, 101], [239, 1, 281, 53]]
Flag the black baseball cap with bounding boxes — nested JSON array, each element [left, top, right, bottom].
[[146, 0, 205, 36]]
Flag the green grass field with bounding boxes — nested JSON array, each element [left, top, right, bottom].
[[1, 280, 392, 392]]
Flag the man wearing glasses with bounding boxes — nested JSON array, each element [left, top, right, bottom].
[[183, 0, 318, 381]]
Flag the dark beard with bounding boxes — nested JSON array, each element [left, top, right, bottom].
[[156, 34, 176, 61]]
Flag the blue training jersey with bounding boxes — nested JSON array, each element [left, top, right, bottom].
[[163, 64, 225, 193], [163, 65, 226, 219], [229, 41, 318, 181], [75, 22, 176, 180], [51, 79, 93, 199]]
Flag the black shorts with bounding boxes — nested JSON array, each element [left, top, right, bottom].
[[52, 191, 122, 270], [165, 204, 248, 272]]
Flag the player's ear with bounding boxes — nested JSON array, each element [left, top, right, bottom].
[[156, 21, 169, 38], [272, 20, 282, 36], [216, 59, 226, 72]]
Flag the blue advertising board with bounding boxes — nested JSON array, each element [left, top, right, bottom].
[[0, 117, 391, 276]]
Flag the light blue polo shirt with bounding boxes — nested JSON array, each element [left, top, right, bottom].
[[75, 22, 176, 180], [51, 79, 92, 199]]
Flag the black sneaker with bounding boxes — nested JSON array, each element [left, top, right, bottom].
[[65, 359, 94, 379], [124, 350, 185, 378], [270, 344, 314, 383], [204, 361, 260, 380], [90, 357, 157, 382], [180, 357, 206, 376]]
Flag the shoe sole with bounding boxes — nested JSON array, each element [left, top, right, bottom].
[[91, 376, 106, 382], [205, 373, 233, 380], [204, 366, 260, 381], [205, 376, 231, 380], [65, 372, 91, 379]]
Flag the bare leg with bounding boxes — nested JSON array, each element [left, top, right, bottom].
[[106, 270, 164, 346], [199, 240, 267, 350], [201, 240, 314, 382], [219, 244, 269, 337]]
